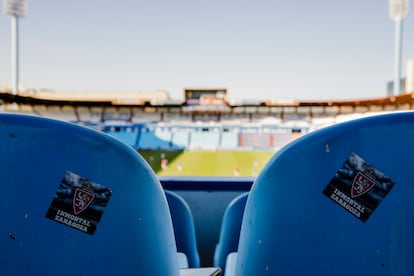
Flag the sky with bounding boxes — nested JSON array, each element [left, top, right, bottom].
[[0, 0, 413, 101]]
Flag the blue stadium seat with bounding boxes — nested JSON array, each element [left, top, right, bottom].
[[0, 114, 180, 275], [231, 112, 414, 275], [165, 190, 200, 268], [214, 192, 248, 274]]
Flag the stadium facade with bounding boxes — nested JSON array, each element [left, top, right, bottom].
[[1, 86, 414, 156]]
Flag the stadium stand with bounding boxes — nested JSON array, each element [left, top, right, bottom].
[[2, 102, 34, 115], [75, 106, 93, 122], [164, 110, 189, 122], [239, 132, 273, 148], [104, 126, 139, 148], [132, 109, 161, 123], [103, 106, 131, 122], [100, 123, 310, 151], [155, 128, 174, 147], [101, 123, 311, 151], [171, 130, 191, 149], [189, 131, 221, 150], [88, 106, 104, 122], [42, 105, 78, 122], [138, 127, 160, 149], [219, 132, 239, 149], [271, 131, 294, 149]]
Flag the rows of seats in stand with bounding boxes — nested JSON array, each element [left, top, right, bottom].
[[189, 132, 221, 149], [105, 130, 138, 148], [219, 132, 239, 149], [223, 111, 414, 275], [138, 129, 174, 149], [0, 113, 211, 276], [105, 126, 297, 151]]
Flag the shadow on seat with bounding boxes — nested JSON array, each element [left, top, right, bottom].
[[231, 112, 414, 275], [165, 190, 201, 268], [0, 114, 180, 275], [213, 192, 248, 274]]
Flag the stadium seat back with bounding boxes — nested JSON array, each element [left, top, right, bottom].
[[0, 114, 180, 275], [214, 192, 248, 273], [165, 190, 200, 268], [235, 112, 414, 275]]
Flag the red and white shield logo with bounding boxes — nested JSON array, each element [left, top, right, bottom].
[[73, 188, 95, 215], [351, 172, 376, 198]]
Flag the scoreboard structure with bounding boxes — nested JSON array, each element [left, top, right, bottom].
[[182, 88, 230, 120], [184, 88, 228, 106]]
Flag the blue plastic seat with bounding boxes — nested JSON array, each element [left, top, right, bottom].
[[165, 190, 201, 268], [232, 112, 414, 275], [0, 114, 180, 275], [213, 192, 248, 274]]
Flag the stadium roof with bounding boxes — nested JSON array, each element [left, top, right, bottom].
[[1, 88, 414, 111]]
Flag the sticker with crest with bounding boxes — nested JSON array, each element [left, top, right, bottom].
[[322, 152, 395, 222], [46, 171, 112, 235]]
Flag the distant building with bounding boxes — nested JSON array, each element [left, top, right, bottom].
[[406, 59, 414, 92], [387, 79, 406, 96]]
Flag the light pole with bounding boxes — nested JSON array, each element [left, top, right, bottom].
[[3, 0, 27, 95], [389, 0, 409, 95]]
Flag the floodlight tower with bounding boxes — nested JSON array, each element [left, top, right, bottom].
[[3, 0, 27, 95], [389, 0, 409, 95]]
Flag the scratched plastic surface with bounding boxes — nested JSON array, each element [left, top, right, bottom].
[[235, 112, 414, 275], [0, 114, 180, 275]]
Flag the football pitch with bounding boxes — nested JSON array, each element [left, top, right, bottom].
[[138, 150, 275, 177]]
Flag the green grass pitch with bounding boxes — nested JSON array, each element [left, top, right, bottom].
[[138, 150, 275, 177]]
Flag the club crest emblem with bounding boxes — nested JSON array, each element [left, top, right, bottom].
[[323, 153, 395, 222], [46, 171, 112, 235], [73, 187, 95, 215], [351, 172, 376, 198]]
